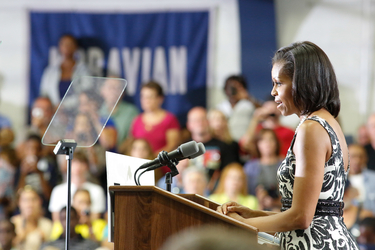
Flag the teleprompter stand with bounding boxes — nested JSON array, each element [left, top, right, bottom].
[[53, 139, 77, 250]]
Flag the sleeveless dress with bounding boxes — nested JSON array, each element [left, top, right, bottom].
[[277, 116, 359, 249]]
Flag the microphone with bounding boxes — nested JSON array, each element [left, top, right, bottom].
[[138, 141, 199, 170], [145, 142, 206, 172], [188, 142, 206, 159]]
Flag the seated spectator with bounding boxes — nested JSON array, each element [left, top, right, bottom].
[[11, 186, 52, 250], [209, 163, 258, 210], [39, 34, 90, 106], [40, 207, 100, 250], [207, 109, 241, 162], [17, 97, 57, 171], [216, 75, 260, 142], [160, 225, 264, 250], [126, 138, 161, 182], [358, 124, 370, 147], [241, 100, 294, 157], [48, 150, 106, 222], [244, 129, 283, 196], [0, 113, 14, 148], [348, 144, 375, 214], [99, 77, 139, 150], [21, 96, 54, 141], [343, 181, 373, 238], [357, 217, 375, 250], [125, 81, 180, 171], [0, 219, 17, 250], [0, 146, 18, 220], [182, 167, 208, 196], [14, 134, 57, 214], [186, 107, 239, 193], [50, 189, 106, 242], [78, 91, 117, 152]]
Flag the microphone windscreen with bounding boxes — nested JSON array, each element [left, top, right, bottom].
[[188, 142, 205, 159], [179, 141, 199, 157]]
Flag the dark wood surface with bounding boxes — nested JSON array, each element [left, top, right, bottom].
[[109, 186, 258, 250]]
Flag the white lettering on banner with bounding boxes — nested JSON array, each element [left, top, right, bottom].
[[107, 48, 121, 77], [47, 46, 188, 96], [122, 47, 141, 95], [169, 46, 187, 94], [152, 47, 168, 92], [142, 47, 152, 85], [87, 47, 104, 77]]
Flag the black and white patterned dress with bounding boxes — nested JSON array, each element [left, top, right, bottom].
[[277, 116, 359, 250]]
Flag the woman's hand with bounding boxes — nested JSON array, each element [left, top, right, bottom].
[[216, 202, 254, 219]]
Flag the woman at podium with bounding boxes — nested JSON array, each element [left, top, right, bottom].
[[217, 41, 359, 249]]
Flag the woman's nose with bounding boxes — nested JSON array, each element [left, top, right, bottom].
[[271, 86, 277, 96]]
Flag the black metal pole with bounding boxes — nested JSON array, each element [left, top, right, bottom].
[[65, 147, 74, 250], [165, 172, 172, 192]]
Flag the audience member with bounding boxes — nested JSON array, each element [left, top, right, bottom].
[[244, 129, 283, 196], [343, 181, 373, 238], [40, 207, 100, 250], [241, 100, 294, 157], [182, 167, 208, 196], [216, 75, 259, 142], [50, 189, 106, 242], [358, 124, 370, 146], [17, 97, 56, 170], [186, 107, 239, 193], [23, 97, 54, 141], [100, 77, 139, 150], [14, 134, 57, 214], [0, 219, 17, 250], [127, 138, 154, 160], [78, 91, 117, 152], [207, 109, 241, 161], [127, 81, 180, 173], [48, 150, 106, 222], [0, 147, 18, 220], [126, 138, 163, 182], [39, 34, 90, 106], [348, 144, 375, 214], [0, 114, 14, 148], [209, 163, 258, 209], [357, 217, 375, 250], [11, 186, 52, 250], [160, 225, 265, 250], [365, 113, 375, 171]]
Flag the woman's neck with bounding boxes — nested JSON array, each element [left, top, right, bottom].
[[144, 108, 163, 115]]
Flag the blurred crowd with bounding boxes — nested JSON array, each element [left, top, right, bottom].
[[1, 34, 375, 250]]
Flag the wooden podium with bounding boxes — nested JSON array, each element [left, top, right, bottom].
[[109, 186, 270, 250]]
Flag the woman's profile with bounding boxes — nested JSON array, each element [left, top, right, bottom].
[[217, 41, 359, 249]]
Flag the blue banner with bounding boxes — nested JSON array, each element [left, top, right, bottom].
[[29, 11, 209, 125]]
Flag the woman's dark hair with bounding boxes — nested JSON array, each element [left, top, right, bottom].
[[224, 75, 248, 90], [272, 41, 340, 117], [59, 34, 79, 47], [255, 128, 280, 158], [141, 81, 164, 97]]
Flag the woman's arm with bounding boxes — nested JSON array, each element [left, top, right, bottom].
[[159, 129, 180, 153], [227, 120, 330, 232]]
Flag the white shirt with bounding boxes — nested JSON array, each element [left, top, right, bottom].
[[48, 182, 106, 213], [349, 174, 366, 202], [217, 99, 255, 141]]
